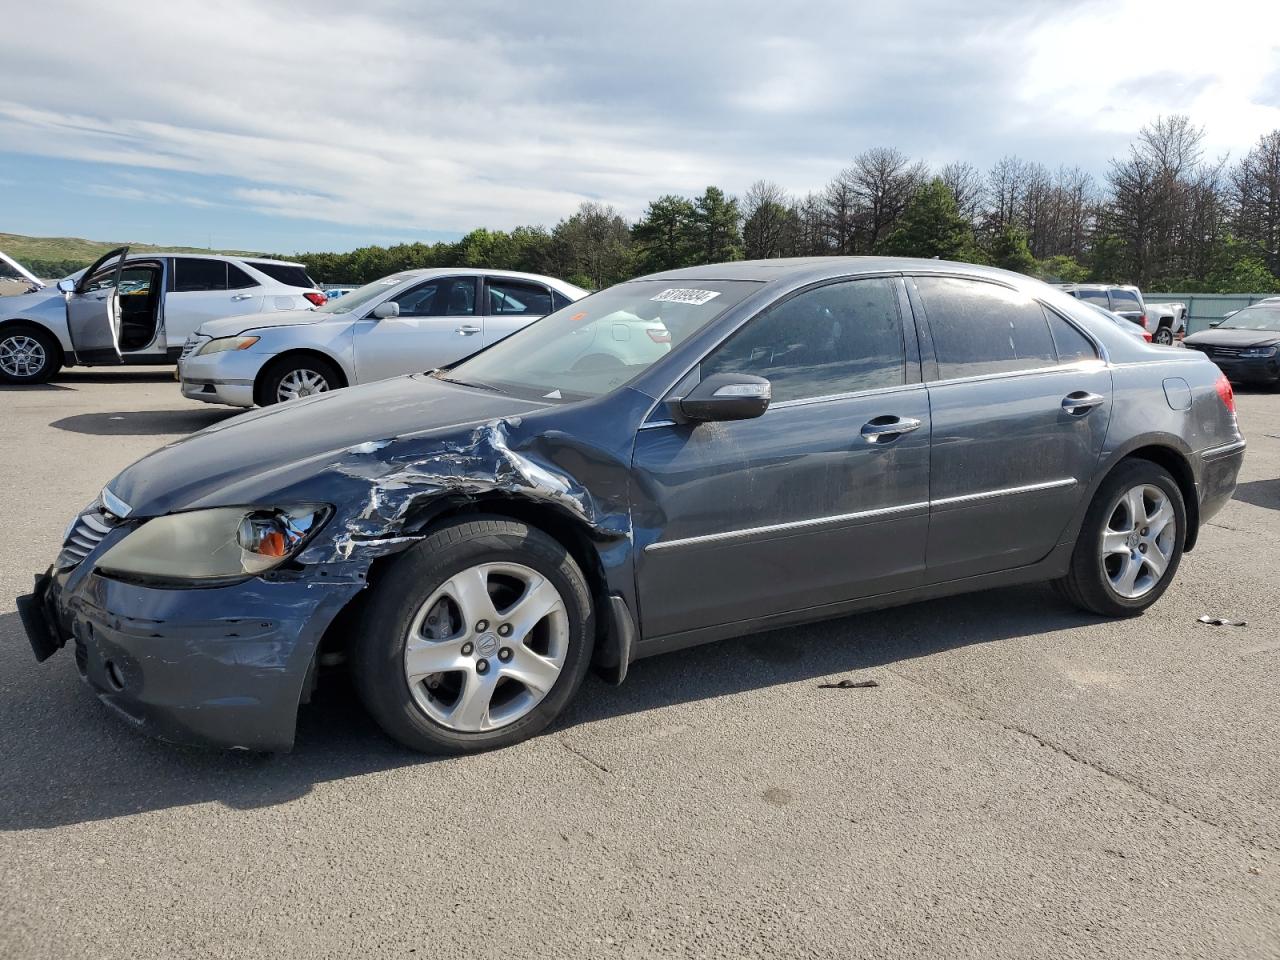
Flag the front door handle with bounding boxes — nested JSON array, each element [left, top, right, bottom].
[[456, 324, 482, 335], [861, 416, 922, 444], [1062, 391, 1106, 416], [231, 293, 254, 301]]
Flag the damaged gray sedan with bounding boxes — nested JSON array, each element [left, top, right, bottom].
[[18, 258, 1246, 753]]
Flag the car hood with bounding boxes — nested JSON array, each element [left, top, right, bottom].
[[107, 374, 553, 517], [0, 287, 59, 315], [1184, 329, 1280, 348], [197, 310, 322, 338]]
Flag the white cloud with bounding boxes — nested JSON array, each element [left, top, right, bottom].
[[3, 0, 1279, 241]]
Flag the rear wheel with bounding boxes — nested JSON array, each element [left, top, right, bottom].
[[1153, 326, 1174, 345], [352, 518, 595, 754], [1058, 459, 1185, 616], [256, 354, 342, 405], [0, 325, 62, 385]]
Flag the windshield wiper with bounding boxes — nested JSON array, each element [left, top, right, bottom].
[[432, 371, 503, 393]]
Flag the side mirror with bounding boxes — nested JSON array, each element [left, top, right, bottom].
[[1210, 318, 1225, 327], [677, 373, 771, 423], [372, 301, 400, 319], [57, 279, 76, 294]]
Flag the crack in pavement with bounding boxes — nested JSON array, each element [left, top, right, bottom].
[[884, 667, 1280, 856], [558, 735, 610, 777]]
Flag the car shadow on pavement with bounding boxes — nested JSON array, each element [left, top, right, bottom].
[[50, 408, 241, 436], [0, 584, 1100, 831], [1232, 478, 1280, 512]]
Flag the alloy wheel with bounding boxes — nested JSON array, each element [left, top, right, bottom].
[[276, 368, 330, 402], [0, 335, 47, 379], [1100, 483, 1177, 599], [1154, 328, 1174, 345], [403, 562, 569, 732]]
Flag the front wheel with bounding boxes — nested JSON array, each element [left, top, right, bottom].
[[352, 518, 595, 754], [0, 325, 62, 385], [256, 354, 343, 405], [1057, 459, 1185, 617], [1153, 326, 1175, 345]]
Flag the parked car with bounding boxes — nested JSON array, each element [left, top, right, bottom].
[[1060, 283, 1148, 329], [19, 258, 1245, 755], [1144, 301, 1188, 344], [1183, 300, 1280, 385], [0, 247, 323, 385], [177, 268, 588, 407], [1080, 300, 1153, 342]]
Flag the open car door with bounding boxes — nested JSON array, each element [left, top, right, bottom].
[[63, 246, 129, 364]]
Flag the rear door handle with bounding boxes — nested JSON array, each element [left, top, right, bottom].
[[231, 293, 254, 301], [456, 324, 482, 335], [861, 416, 922, 444], [1062, 391, 1106, 415]]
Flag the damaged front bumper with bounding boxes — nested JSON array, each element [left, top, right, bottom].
[[18, 558, 366, 751]]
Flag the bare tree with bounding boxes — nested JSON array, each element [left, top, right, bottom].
[[1232, 130, 1280, 274], [741, 180, 795, 259], [939, 161, 985, 224], [849, 147, 928, 251]]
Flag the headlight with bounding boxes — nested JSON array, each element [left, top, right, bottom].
[[197, 335, 260, 355], [1239, 346, 1277, 358], [96, 505, 329, 585]]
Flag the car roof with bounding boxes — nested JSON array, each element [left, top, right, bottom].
[[128, 253, 307, 268], [632, 256, 1044, 288], [394, 267, 586, 293]]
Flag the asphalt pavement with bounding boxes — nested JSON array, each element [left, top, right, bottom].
[[1, 368, 1277, 959]]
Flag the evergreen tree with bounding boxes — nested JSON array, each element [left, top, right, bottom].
[[631, 195, 696, 273], [689, 186, 744, 264], [988, 224, 1037, 274], [880, 179, 976, 261]]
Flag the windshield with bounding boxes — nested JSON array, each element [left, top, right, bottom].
[[1220, 304, 1280, 331], [312, 272, 414, 314], [446, 279, 761, 401]]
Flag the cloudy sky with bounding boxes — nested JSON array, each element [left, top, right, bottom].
[[3, 0, 1278, 253]]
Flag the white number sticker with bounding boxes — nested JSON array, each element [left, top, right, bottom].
[[649, 288, 721, 305]]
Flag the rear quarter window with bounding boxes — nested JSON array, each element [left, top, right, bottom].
[[246, 262, 315, 289]]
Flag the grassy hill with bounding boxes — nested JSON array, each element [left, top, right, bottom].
[[0, 232, 264, 274]]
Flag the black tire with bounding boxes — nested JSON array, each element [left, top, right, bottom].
[[1153, 325, 1174, 345], [0, 324, 63, 385], [352, 517, 595, 754], [1058, 459, 1186, 617], [255, 354, 343, 406]]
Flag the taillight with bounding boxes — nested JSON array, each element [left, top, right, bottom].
[[1215, 373, 1235, 415], [1142, 331, 1153, 342], [1138, 313, 1147, 328], [646, 328, 671, 344], [303, 291, 327, 307]]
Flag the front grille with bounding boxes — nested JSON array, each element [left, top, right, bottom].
[[1209, 346, 1243, 358], [57, 507, 121, 570], [180, 335, 209, 360]]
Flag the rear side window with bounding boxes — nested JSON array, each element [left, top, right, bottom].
[[1074, 290, 1110, 307], [551, 290, 574, 311], [246, 262, 315, 289], [1110, 289, 1142, 312], [488, 278, 552, 316], [1045, 309, 1097, 363], [226, 263, 258, 290], [701, 277, 905, 403], [915, 276, 1056, 379], [172, 258, 228, 292]]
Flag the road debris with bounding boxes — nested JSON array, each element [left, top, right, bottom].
[[818, 678, 879, 689], [1197, 615, 1247, 627]]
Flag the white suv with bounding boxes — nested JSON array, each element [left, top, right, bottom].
[[0, 246, 323, 384]]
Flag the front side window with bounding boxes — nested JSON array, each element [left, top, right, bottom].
[[173, 258, 228, 292], [916, 276, 1057, 379], [446, 279, 760, 402], [393, 277, 476, 317], [488, 279, 552, 316], [700, 278, 906, 403]]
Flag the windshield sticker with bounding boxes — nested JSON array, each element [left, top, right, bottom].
[[650, 288, 721, 306]]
